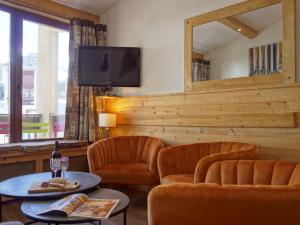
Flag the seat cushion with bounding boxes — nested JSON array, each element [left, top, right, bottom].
[[161, 174, 194, 184], [95, 163, 159, 185]]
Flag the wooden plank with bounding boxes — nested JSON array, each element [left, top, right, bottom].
[[106, 85, 300, 109], [114, 101, 291, 116], [218, 17, 257, 39], [3, 0, 100, 23], [190, 73, 285, 92], [0, 147, 87, 165], [111, 125, 300, 138], [192, 52, 204, 59], [184, 19, 193, 91], [117, 113, 294, 128], [295, 112, 300, 128], [35, 159, 43, 173], [282, 0, 296, 83]]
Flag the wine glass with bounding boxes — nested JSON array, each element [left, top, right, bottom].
[[61, 157, 69, 178], [50, 158, 61, 177]]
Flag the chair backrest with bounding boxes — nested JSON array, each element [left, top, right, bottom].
[[89, 136, 164, 165], [0, 122, 9, 134], [205, 160, 300, 186], [160, 142, 258, 174], [22, 122, 49, 134]]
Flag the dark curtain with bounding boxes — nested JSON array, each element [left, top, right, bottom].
[[64, 19, 107, 142]]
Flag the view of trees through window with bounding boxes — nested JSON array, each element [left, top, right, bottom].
[[0, 8, 69, 143]]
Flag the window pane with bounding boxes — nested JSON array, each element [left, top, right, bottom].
[[0, 10, 10, 144], [22, 20, 69, 140]]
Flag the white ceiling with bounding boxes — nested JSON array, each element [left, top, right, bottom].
[[193, 3, 282, 53], [52, 0, 119, 15]]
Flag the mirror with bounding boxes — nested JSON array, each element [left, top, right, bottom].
[[192, 3, 282, 82], [185, 0, 295, 92]]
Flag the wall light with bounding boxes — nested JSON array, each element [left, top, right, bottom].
[[99, 113, 116, 138], [99, 113, 116, 129]]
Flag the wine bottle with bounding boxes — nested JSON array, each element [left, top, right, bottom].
[[51, 141, 62, 178]]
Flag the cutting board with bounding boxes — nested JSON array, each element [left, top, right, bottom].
[[28, 181, 80, 193]]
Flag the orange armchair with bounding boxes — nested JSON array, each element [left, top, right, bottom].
[[87, 136, 164, 185], [158, 142, 260, 184], [148, 160, 300, 225]]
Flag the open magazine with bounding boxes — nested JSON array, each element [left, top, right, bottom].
[[38, 193, 119, 219]]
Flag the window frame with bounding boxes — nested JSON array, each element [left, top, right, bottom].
[[0, 4, 69, 143]]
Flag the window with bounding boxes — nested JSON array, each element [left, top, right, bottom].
[[0, 5, 69, 143], [0, 10, 10, 144]]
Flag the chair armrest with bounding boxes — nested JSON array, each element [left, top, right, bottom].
[[194, 148, 261, 183], [158, 146, 202, 180], [87, 140, 112, 173], [147, 141, 165, 173], [148, 183, 300, 225]]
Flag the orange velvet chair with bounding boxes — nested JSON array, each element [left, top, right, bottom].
[[158, 142, 261, 184], [148, 160, 300, 225], [87, 136, 164, 185]]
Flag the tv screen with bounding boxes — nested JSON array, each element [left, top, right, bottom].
[[78, 46, 141, 87]]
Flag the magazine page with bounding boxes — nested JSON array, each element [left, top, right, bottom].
[[71, 199, 119, 219], [38, 193, 89, 216]]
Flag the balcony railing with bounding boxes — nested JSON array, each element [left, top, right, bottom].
[[0, 113, 65, 144]]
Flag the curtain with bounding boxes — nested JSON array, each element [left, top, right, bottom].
[[64, 19, 107, 142], [192, 59, 210, 82]]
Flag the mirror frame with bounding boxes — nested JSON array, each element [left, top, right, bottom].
[[184, 0, 295, 92]]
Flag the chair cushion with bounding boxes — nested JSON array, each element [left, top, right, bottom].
[[95, 163, 158, 185], [161, 174, 194, 184]]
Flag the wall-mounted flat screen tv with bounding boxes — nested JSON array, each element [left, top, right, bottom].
[[78, 46, 141, 87]]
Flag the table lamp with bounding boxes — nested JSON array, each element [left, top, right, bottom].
[[98, 113, 116, 138]]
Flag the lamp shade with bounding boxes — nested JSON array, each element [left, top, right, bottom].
[[98, 113, 116, 128]]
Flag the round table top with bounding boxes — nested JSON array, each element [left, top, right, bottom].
[[0, 172, 101, 200], [21, 188, 130, 224]]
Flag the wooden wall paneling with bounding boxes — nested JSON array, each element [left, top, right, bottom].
[[295, 112, 300, 128], [35, 159, 44, 173], [0, 147, 88, 173], [110, 125, 300, 161], [103, 84, 300, 161], [2, 0, 100, 23], [107, 85, 300, 109], [109, 125, 300, 149]]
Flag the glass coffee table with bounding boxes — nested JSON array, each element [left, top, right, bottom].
[[0, 172, 101, 221], [21, 188, 130, 225]]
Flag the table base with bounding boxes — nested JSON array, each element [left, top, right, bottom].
[[23, 210, 127, 225]]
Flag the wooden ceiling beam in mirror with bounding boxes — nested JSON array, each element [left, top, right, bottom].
[[218, 17, 258, 39], [192, 52, 204, 60], [188, 0, 281, 27], [3, 0, 100, 23]]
